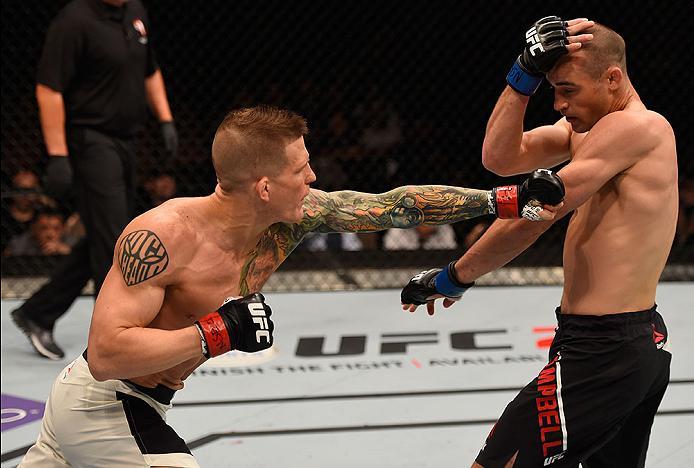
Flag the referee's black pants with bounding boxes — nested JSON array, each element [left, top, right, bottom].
[[19, 127, 136, 330]]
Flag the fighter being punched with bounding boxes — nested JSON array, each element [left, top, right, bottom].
[[402, 16, 676, 468]]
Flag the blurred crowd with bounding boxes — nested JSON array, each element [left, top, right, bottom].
[[3, 84, 693, 260], [1, 166, 179, 258]]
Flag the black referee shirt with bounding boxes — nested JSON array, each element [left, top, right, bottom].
[[37, 0, 159, 138]]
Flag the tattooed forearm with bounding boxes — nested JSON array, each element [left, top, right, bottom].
[[118, 230, 169, 286], [236, 185, 490, 292], [302, 186, 492, 233]]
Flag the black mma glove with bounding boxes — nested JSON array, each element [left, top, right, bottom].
[[160, 121, 179, 158], [506, 16, 569, 96], [43, 155, 73, 200], [490, 169, 565, 220], [401, 262, 474, 306], [194, 293, 274, 358]]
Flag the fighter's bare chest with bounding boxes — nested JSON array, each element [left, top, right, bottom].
[[152, 238, 291, 328]]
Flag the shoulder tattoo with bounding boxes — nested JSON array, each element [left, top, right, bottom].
[[117, 230, 169, 286]]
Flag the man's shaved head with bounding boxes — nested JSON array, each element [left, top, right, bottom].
[[579, 22, 627, 78]]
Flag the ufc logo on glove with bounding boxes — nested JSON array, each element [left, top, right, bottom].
[[249, 302, 271, 343], [525, 26, 545, 56], [195, 293, 274, 357]]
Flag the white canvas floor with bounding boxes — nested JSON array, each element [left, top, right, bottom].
[[2, 284, 693, 467]]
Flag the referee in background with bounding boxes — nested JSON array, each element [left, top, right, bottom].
[[11, 0, 178, 359]]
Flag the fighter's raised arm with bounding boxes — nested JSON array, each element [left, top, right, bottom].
[[483, 17, 594, 176]]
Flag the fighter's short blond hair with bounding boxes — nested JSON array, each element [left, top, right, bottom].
[[212, 105, 308, 191]]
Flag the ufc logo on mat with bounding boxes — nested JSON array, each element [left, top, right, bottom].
[[249, 303, 271, 343], [525, 27, 545, 56]]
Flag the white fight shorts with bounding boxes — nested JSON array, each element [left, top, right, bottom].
[[19, 355, 199, 467]]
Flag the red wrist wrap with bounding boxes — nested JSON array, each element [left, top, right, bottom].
[[197, 311, 232, 357], [495, 185, 520, 218]]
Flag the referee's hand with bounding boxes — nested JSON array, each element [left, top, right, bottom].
[[43, 155, 72, 200], [160, 121, 178, 158]]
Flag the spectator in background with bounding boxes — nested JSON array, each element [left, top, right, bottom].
[[352, 94, 403, 194], [0, 169, 70, 252], [308, 110, 363, 251], [1, 170, 46, 252], [136, 170, 179, 213], [359, 98, 403, 157], [396, 117, 447, 186], [313, 110, 355, 191], [62, 212, 87, 247], [4, 208, 72, 257], [355, 93, 403, 250], [383, 224, 458, 250], [145, 172, 177, 207], [11, 0, 178, 360]]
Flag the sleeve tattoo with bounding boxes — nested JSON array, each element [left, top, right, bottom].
[[300, 186, 493, 233], [237, 185, 491, 293], [118, 230, 169, 286]]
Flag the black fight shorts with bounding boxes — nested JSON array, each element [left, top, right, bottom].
[[476, 306, 671, 468]]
